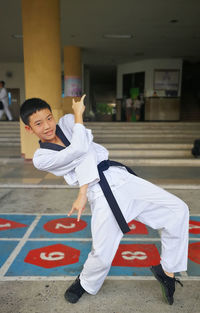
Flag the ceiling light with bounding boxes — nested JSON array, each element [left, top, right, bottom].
[[11, 34, 23, 39], [103, 34, 133, 39]]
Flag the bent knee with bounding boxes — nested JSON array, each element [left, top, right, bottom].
[[176, 199, 189, 221]]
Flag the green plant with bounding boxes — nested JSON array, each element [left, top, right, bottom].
[[96, 102, 112, 115]]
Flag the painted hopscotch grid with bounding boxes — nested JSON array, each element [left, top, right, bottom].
[[0, 214, 199, 280]]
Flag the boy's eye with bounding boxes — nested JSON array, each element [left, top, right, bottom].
[[48, 116, 52, 120], [36, 122, 41, 126]]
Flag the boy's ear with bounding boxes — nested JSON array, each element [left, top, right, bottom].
[[25, 125, 34, 134]]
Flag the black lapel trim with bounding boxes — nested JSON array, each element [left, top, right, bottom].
[[39, 125, 71, 151]]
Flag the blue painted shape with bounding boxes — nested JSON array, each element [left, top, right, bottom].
[[189, 216, 200, 238], [187, 240, 200, 276], [30, 215, 92, 238], [0, 241, 19, 267], [5, 240, 92, 277], [0, 215, 36, 238]]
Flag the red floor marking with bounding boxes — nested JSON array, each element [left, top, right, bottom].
[[188, 242, 200, 265], [127, 220, 148, 235], [189, 220, 200, 234], [24, 244, 80, 268], [0, 218, 27, 231], [43, 217, 87, 234], [112, 244, 160, 267]]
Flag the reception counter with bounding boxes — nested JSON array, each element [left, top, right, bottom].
[[145, 97, 180, 121]]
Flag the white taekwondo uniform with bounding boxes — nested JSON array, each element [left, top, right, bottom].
[[0, 87, 13, 121], [33, 114, 189, 295]]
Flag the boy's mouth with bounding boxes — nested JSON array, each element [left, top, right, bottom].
[[45, 130, 54, 136]]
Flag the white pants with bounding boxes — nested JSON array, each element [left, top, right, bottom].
[[80, 175, 189, 295], [0, 102, 13, 120]]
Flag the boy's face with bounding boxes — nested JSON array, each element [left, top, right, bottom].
[[25, 109, 57, 142]]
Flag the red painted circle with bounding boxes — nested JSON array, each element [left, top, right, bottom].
[[189, 220, 200, 234], [43, 217, 87, 234], [188, 242, 200, 264], [112, 244, 160, 267]]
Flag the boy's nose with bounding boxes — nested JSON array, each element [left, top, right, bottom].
[[44, 121, 51, 130]]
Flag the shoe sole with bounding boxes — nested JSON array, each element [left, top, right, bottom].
[[150, 267, 173, 305]]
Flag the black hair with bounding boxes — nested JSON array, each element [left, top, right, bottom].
[[20, 98, 52, 125], [0, 81, 5, 87]]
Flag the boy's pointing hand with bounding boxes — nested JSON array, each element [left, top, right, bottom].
[[68, 193, 87, 221], [72, 94, 86, 115]]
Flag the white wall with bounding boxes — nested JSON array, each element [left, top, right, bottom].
[[0, 62, 25, 103], [117, 58, 183, 98]]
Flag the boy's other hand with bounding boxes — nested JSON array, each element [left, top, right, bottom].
[[68, 193, 87, 221], [72, 94, 86, 116]]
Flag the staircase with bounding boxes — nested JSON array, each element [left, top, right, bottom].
[[85, 122, 200, 166], [0, 121, 200, 166], [0, 122, 21, 161]]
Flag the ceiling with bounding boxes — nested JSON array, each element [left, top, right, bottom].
[[0, 0, 200, 65]]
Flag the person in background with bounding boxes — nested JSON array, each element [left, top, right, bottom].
[[133, 96, 142, 121], [125, 97, 133, 122], [0, 81, 13, 121]]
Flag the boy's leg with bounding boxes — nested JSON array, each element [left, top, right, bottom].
[[114, 176, 189, 305], [80, 196, 123, 295], [124, 182, 189, 305], [132, 198, 189, 273]]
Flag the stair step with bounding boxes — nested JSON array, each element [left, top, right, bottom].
[[103, 143, 193, 149], [109, 150, 192, 158]]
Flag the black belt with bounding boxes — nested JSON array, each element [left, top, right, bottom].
[[97, 160, 137, 234]]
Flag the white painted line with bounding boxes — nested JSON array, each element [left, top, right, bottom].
[[0, 215, 41, 277], [1, 237, 199, 242], [0, 276, 199, 282], [1, 212, 200, 216], [0, 238, 21, 241], [0, 212, 92, 216], [159, 184, 200, 190], [0, 184, 75, 189], [0, 183, 200, 190]]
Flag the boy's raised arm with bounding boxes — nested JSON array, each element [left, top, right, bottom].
[[33, 95, 92, 175]]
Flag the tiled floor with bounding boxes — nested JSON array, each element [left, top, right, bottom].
[[0, 214, 199, 280]]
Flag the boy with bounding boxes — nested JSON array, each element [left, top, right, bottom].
[[20, 95, 189, 305]]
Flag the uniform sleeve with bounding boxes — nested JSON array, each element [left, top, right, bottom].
[[33, 123, 93, 176]]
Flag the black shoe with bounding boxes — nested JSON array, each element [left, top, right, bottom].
[[150, 264, 183, 305], [64, 276, 86, 303]]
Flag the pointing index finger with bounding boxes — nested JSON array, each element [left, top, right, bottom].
[[81, 94, 86, 103]]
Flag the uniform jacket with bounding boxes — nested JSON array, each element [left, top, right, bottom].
[[33, 114, 131, 201]]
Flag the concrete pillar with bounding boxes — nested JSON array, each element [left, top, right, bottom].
[[21, 0, 62, 159], [62, 46, 82, 114]]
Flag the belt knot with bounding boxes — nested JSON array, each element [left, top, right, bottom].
[[98, 160, 110, 172]]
